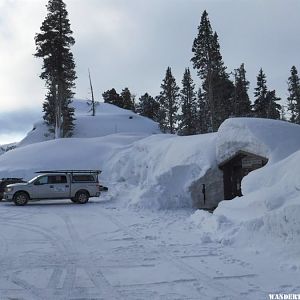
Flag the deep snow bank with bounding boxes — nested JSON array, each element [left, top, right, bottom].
[[17, 99, 160, 147], [217, 117, 300, 164], [192, 118, 300, 262], [192, 150, 300, 266], [107, 133, 217, 209], [0, 133, 148, 180]]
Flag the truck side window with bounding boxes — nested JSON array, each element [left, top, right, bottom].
[[35, 176, 48, 185], [48, 175, 67, 184], [72, 175, 95, 182]]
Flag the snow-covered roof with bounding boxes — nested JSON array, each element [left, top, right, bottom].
[[216, 117, 300, 165]]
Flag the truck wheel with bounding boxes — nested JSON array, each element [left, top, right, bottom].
[[13, 192, 29, 206], [75, 191, 89, 204], [70, 197, 77, 203]]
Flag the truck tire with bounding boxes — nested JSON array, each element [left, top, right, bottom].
[[70, 197, 77, 203], [75, 191, 89, 204], [13, 192, 29, 206]]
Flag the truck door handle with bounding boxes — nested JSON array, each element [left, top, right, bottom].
[[65, 185, 69, 188], [50, 185, 54, 188]]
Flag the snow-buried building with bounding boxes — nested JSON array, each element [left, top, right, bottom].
[[191, 118, 300, 209]]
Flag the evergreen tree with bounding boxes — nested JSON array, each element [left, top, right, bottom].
[[213, 71, 235, 126], [287, 66, 300, 123], [196, 87, 211, 133], [102, 88, 123, 107], [233, 63, 251, 117], [265, 90, 281, 119], [136, 93, 160, 121], [102, 88, 135, 111], [191, 11, 233, 131], [35, 0, 76, 138], [178, 68, 198, 135], [253, 69, 281, 119], [120, 88, 135, 111], [253, 68, 268, 118], [157, 67, 180, 133]]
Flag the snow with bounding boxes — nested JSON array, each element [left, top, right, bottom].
[[191, 118, 300, 273], [0, 142, 17, 155], [17, 99, 160, 147], [1, 106, 300, 298], [107, 133, 217, 209], [217, 117, 300, 164]]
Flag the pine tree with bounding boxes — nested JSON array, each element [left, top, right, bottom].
[[213, 70, 235, 126], [196, 87, 211, 133], [265, 90, 281, 119], [157, 67, 180, 133], [253, 69, 281, 119], [233, 63, 251, 117], [178, 68, 198, 135], [191, 11, 233, 131], [35, 0, 76, 138], [136, 93, 160, 122], [120, 88, 135, 111], [102, 89, 123, 107], [287, 66, 300, 123], [253, 68, 268, 118]]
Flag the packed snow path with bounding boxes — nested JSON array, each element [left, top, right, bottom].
[[0, 198, 298, 300]]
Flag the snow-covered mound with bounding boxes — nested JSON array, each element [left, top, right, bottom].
[[18, 99, 160, 147], [0, 133, 148, 180], [107, 133, 217, 209], [192, 118, 300, 264], [217, 117, 300, 164]]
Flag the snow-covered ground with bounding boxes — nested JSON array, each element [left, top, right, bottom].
[[1, 196, 300, 300], [1, 101, 300, 299]]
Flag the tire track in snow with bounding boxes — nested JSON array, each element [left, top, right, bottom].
[[99, 210, 256, 300], [0, 219, 69, 299], [58, 214, 122, 300]]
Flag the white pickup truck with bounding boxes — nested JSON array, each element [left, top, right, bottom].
[[3, 170, 104, 206]]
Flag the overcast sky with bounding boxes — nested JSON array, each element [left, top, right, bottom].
[[1, 0, 300, 144]]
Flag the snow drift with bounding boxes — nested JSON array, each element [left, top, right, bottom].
[[192, 118, 300, 266], [17, 99, 160, 148]]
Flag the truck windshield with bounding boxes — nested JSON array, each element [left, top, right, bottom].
[[28, 175, 42, 184]]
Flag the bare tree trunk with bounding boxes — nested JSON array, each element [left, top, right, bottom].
[[55, 80, 62, 139], [88, 68, 96, 116], [207, 69, 215, 132]]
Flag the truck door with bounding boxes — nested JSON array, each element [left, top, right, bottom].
[[34, 175, 70, 199]]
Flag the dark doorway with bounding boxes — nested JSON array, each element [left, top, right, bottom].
[[219, 151, 268, 200]]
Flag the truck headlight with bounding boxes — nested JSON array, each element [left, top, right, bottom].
[[5, 187, 13, 193]]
